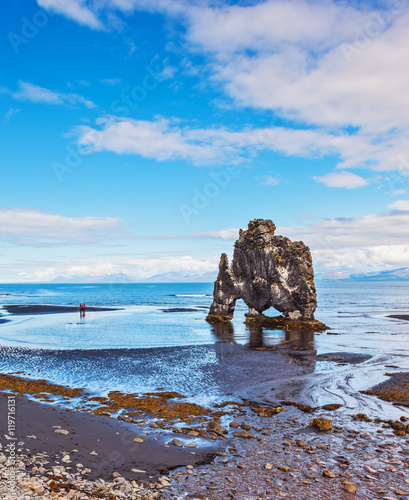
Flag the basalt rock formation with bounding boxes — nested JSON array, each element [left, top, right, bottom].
[[207, 219, 327, 330]]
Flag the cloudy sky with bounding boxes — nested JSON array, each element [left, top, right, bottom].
[[1, 0, 409, 281]]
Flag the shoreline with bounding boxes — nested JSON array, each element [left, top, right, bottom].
[[0, 393, 218, 482], [3, 305, 122, 315], [1, 372, 409, 499]]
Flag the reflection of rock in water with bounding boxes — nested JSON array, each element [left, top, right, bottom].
[[281, 328, 317, 374], [246, 324, 316, 352], [211, 322, 236, 344], [247, 324, 264, 348], [238, 326, 318, 406], [284, 329, 315, 350]]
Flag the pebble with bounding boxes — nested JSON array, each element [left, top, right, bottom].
[[54, 429, 69, 435], [309, 418, 332, 431], [169, 438, 183, 447], [343, 481, 357, 493], [207, 421, 228, 435], [133, 438, 144, 443], [233, 431, 255, 439]]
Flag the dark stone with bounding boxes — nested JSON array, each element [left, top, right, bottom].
[[207, 219, 326, 327]]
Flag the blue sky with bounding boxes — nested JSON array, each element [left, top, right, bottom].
[[1, 0, 409, 281]]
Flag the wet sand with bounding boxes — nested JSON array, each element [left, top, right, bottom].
[[3, 305, 122, 315], [388, 314, 409, 321], [0, 393, 217, 482]]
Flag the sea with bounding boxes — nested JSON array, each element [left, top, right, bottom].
[[0, 281, 408, 417]]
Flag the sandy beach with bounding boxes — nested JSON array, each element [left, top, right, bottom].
[[387, 315, 409, 322]]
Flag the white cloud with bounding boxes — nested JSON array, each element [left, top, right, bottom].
[[388, 200, 409, 211], [0, 208, 240, 248], [186, 0, 371, 53], [75, 117, 225, 163], [313, 244, 409, 273], [12, 81, 95, 108], [182, 1, 409, 175], [0, 208, 124, 245], [34, 0, 409, 176], [36, 0, 103, 29], [390, 189, 407, 196], [277, 210, 409, 272], [99, 0, 185, 16], [13, 81, 61, 104], [280, 211, 409, 249], [195, 228, 238, 240], [35, 0, 186, 30], [187, 1, 409, 132], [75, 116, 409, 176], [259, 175, 280, 186], [314, 171, 368, 189]]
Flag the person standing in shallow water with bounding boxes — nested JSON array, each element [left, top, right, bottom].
[[80, 303, 86, 318]]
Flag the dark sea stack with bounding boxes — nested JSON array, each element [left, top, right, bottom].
[[207, 219, 327, 330]]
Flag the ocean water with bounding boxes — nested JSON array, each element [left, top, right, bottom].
[[0, 281, 408, 416]]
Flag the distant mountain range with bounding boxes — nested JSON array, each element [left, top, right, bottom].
[[142, 271, 217, 282], [49, 271, 218, 284], [318, 267, 409, 281], [348, 267, 409, 281], [46, 267, 409, 283]]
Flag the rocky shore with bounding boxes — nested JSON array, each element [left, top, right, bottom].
[[2, 394, 409, 500], [1, 360, 409, 499], [162, 405, 409, 499]]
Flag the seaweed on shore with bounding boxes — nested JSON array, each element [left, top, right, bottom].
[[0, 373, 84, 399], [361, 372, 409, 408]]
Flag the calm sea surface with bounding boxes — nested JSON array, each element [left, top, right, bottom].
[[0, 281, 408, 415]]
